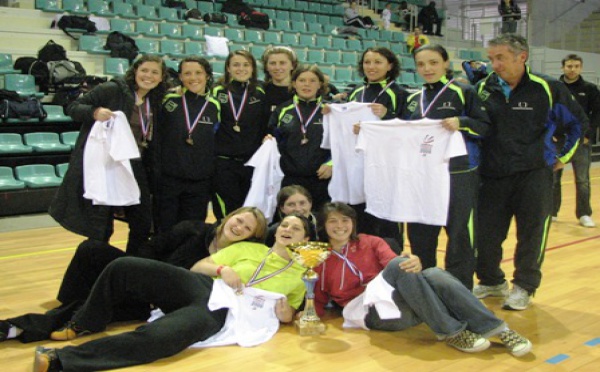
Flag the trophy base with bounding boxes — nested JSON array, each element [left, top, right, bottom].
[[295, 320, 327, 336]]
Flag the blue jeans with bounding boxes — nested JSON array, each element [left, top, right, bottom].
[[553, 143, 592, 218], [366, 257, 505, 339]]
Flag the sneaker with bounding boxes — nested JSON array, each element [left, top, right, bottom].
[[499, 329, 533, 357], [446, 330, 491, 353], [551, 216, 558, 222], [502, 284, 531, 310], [50, 321, 91, 341], [34, 346, 62, 372], [579, 215, 596, 228], [472, 281, 509, 299]]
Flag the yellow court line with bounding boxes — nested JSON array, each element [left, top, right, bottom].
[[0, 240, 127, 261]]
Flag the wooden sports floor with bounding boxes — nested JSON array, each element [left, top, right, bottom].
[[1, 167, 599, 371]]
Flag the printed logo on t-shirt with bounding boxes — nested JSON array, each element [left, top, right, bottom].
[[164, 100, 178, 112], [218, 92, 228, 103], [420, 135, 435, 156], [251, 296, 266, 310]]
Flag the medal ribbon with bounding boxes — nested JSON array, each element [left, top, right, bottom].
[[295, 99, 321, 138], [181, 92, 210, 138], [227, 85, 249, 128], [135, 92, 151, 142], [245, 248, 295, 288], [360, 81, 395, 104], [420, 78, 455, 118], [331, 244, 364, 289]]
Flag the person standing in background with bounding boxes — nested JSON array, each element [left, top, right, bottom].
[[553, 54, 600, 227], [498, 0, 521, 34]]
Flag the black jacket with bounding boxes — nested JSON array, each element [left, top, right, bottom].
[[559, 74, 600, 141], [50, 78, 161, 240], [498, 1, 521, 21], [476, 68, 587, 178], [348, 79, 409, 119], [160, 89, 220, 180]]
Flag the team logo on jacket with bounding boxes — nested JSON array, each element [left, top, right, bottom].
[[479, 90, 490, 101], [249, 97, 261, 105], [217, 92, 228, 103], [407, 101, 418, 113], [164, 101, 178, 112], [282, 114, 294, 124], [514, 102, 533, 110], [420, 135, 434, 156], [437, 102, 456, 111]]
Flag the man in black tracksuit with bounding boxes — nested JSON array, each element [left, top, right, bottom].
[[553, 54, 600, 227], [473, 34, 588, 310]]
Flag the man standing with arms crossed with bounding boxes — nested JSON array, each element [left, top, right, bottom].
[[553, 54, 600, 227], [473, 34, 587, 310]]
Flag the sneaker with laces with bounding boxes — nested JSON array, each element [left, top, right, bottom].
[[579, 215, 596, 228], [502, 284, 531, 310], [445, 330, 491, 353], [472, 281, 509, 299], [0, 320, 9, 342], [34, 346, 62, 372], [50, 321, 91, 341], [499, 329, 532, 357]]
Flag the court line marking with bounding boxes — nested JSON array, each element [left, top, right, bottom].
[[0, 240, 127, 260]]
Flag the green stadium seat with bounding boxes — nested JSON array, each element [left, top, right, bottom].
[[224, 28, 244, 43], [136, 5, 161, 21], [308, 23, 325, 36], [0, 167, 25, 191], [401, 56, 416, 71], [203, 26, 222, 38], [79, 34, 110, 55], [325, 51, 341, 64], [104, 19, 137, 36], [291, 21, 308, 34], [304, 13, 317, 24], [15, 164, 63, 188], [307, 50, 324, 64], [362, 40, 377, 49], [159, 7, 184, 23], [212, 60, 225, 76], [23, 132, 71, 152], [341, 52, 358, 67], [161, 40, 186, 58], [334, 68, 353, 84], [276, 10, 290, 21], [56, 163, 69, 178], [184, 41, 203, 56], [88, 0, 115, 16], [0, 53, 18, 74], [400, 71, 416, 87], [197, 1, 215, 13], [35, 0, 62, 12], [299, 34, 315, 47], [44, 105, 74, 122], [250, 45, 267, 61], [347, 39, 363, 51], [332, 38, 347, 50], [62, 0, 89, 15], [181, 24, 203, 40], [290, 12, 304, 23], [274, 20, 290, 31], [136, 39, 163, 56], [245, 30, 266, 45], [136, 20, 161, 37], [0, 133, 33, 154], [164, 58, 180, 72], [263, 31, 281, 45], [281, 33, 298, 45], [315, 35, 331, 49], [4, 74, 44, 98], [104, 57, 130, 77], [160, 23, 185, 39], [145, 0, 162, 6], [113, 2, 138, 19], [59, 131, 79, 148]]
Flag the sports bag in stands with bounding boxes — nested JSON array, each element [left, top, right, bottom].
[[239, 11, 269, 30], [38, 40, 68, 63]]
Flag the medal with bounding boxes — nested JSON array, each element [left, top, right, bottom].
[[228, 86, 248, 134], [420, 78, 455, 118], [295, 96, 322, 146], [136, 92, 151, 146], [182, 90, 210, 146]]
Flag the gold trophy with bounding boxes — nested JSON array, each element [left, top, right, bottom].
[[288, 241, 332, 336]]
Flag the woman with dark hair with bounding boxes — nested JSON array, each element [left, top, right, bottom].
[[157, 57, 220, 231], [498, 0, 521, 34], [0, 206, 268, 344], [50, 54, 168, 256], [265, 185, 317, 246], [403, 44, 490, 289], [345, 47, 409, 247], [313, 202, 532, 357], [32, 213, 310, 371], [212, 50, 269, 220], [261, 46, 299, 114], [268, 64, 332, 211]]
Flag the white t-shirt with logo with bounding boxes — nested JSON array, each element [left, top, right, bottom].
[[322, 102, 378, 205], [83, 111, 141, 206], [356, 119, 467, 225]]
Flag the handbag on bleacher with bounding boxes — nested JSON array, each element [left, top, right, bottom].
[[0, 96, 47, 122]]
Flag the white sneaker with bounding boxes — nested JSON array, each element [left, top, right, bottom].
[[499, 329, 533, 357], [551, 216, 558, 222], [579, 215, 596, 228], [502, 284, 531, 310], [446, 330, 491, 353], [472, 281, 509, 299]]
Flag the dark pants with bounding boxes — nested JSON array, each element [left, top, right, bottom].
[[420, 18, 443, 35], [158, 175, 211, 232], [212, 157, 253, 220], [345, 16, 375, 29], [407, 171, 479, 289], [352, 203, 404, 252], [281, 175, 331, 214], [56, 257, 227, 372], [476, 168, 553, 294], [553, 143, 592, 218]]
